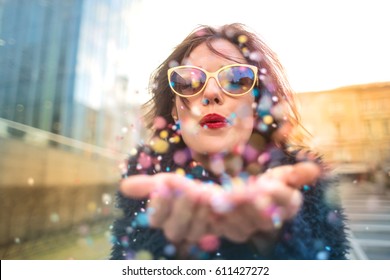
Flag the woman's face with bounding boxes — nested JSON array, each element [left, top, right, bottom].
[[173, 39, 255, 159]]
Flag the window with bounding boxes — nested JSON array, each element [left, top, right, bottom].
[[383, 119, 390, 136], [364, 120, 372, 136]]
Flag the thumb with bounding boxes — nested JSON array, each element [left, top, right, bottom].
[[119, 173, 193, 198], [119, 175, 157, 198], [287, 161, 322, 188], [266, 161, 322, 189]]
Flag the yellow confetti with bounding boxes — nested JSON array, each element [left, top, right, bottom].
[[238, 34, 248, 44], [87, 202, 97, 212], [159, 130, 168, 139], [175, 168, 185, 176], [191, 79, 200, 88], [263, 115, 274, 125], [27, 177, 34, 186], [135, 250, 153, 260], [169, 135, 181, 143], [150, 138, 169, 153]]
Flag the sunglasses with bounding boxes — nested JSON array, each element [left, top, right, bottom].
[[167, 64, 258, 97]]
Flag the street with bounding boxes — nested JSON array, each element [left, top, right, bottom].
[[340, 179, 390, 259]]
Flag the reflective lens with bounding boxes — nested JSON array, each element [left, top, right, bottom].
[[168, 64, 257, 97], [218, 65, 255, 95], [169, 68, 206, 96]]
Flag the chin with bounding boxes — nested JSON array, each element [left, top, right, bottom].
[[199, 144, 234, 156]]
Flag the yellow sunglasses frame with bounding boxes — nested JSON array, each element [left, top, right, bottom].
[[167, 63, 258, 97]]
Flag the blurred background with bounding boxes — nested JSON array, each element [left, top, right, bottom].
[[0, 0, 389, 260]]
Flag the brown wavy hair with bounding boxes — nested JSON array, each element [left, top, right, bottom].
[[143, 23, 301, 147]]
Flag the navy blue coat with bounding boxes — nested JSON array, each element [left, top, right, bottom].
[[110, 145, 349, 260]]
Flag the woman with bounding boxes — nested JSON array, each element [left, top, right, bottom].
[[110, 23, 349, 259]]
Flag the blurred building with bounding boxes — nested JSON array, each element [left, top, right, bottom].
[[0, 0, 144, 257], [0, 0, 140, 150], [293, 82, 390, 176]]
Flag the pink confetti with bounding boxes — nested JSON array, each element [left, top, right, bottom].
[[153, 116, 167, 130], [199, 234, 220, 252]]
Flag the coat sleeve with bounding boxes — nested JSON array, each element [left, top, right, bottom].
[[270, 175, 350, 259], [109, 147, 168, 260], [259, 147, 350, 259], [215, 175, 350, 260]]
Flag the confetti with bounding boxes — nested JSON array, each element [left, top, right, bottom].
[[263, 115, 274, 125], [138, 152, 152, 168], [238, 34, 248, 44], [209, 156, 225, 175], [210, 193, 234, 213], [316, 250, 329, 260], [159, 130, 168, 139], [78, 224, 90, 236], [191, 106, 201, 117], [168, 60, 179, 68], [272, 212, 283, 229], [121, 236, 129, 248], [50, 212, 60, 223], [27, 177, 34, 186], [87, 202, 97, 212], [102, 193, 112, 205], [163, 244, 176, 256], [135, 250, 153, 260], [153, 116, 167, 130], [249, 51, 262, 62], [173, 150, 188, 165], [135, 212, 149, 227], [169, 135, 181, 144], [175, 168, 185, 176], [241, 47, 250, 57], [199, 235, 220, 252]]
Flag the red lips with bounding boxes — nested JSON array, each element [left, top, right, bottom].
[[199, 113, 228, 129]]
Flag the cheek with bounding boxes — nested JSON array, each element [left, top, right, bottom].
[[237, 116, 255, 144], [234, 97, 255, 124], [234, 98, 256, 140], [176, 107, 201, 137], [176, 98, 202, 121], [242, 116, 255, 132]]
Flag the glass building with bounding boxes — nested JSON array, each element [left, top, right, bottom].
[[0, 0, 136, 148]]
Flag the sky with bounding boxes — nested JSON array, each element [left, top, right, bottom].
[[125, 0, 390, 101]]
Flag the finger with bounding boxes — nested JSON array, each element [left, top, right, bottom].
[[120, 173, 194, 198], [284, 190, 303, 219], [265, 161, 321, 189], [163, 189, 196, 242], [257, 176, 303, 208], [288, 161, 321, 187], [240, 200, 275, 232], [234, 203, 260, 234], [213, 204, 257, 243], [148, 185, 174, 228], [272, 120, 293, 144], [120, 175, 156, 198], [149, 175, 199, 229], [253, 188, 302, 223], [186, 204, 211, 242]]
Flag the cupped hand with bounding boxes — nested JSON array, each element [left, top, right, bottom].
[[119, 161, 321, 245], [208, 161, 321, 242], [120, 173, 217, 243]]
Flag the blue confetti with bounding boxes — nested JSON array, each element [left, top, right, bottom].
[[134, 212, 149, 228]]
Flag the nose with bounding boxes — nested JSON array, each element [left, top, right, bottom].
[[202, 77, 224, 105]]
